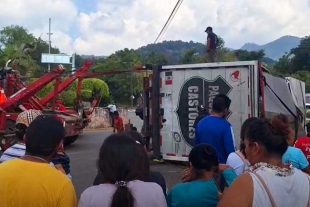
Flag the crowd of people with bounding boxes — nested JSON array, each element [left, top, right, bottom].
[[1, 93, 310, 207]]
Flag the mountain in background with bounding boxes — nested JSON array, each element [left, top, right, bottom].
[[241, 35, 301, 60]]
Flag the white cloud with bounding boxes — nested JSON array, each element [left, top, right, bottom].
[[0, 0, 309, 56]]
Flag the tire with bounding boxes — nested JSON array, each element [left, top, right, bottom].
[[64, 135, 79, 146], [0, 120, 17, 151]]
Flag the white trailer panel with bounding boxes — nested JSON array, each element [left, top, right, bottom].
[[160, 61, 259, 161]]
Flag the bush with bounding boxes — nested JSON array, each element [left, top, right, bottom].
[[66, 78, 109, 100], [59, 90, 76, 106], [306, 110, 310, 119], [30, 78, 54, 98]]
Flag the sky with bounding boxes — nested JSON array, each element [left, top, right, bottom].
[[0, 0, 309, 56]]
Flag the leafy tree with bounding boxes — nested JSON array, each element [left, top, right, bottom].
[[290, 36, 310, 72], [234, 49, 265, 61], [290, 70, 310, 92], [180, 48, 200, 64], [0, 25, 35, 47]]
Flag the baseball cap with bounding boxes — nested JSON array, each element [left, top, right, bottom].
[[16, 110, 43, 127]]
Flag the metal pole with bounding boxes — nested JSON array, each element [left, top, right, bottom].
[[152, 65, 161, 160], [130, 72, 133, 107], [47, 18, 53, 72], [72, 53, 76, 74]]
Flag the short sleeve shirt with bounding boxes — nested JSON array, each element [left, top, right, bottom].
[[282, 146, 309, 169], [207, 32, 217, 49], [294, 136, 310, 163]]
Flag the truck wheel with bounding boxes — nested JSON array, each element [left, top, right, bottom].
[[0, 120, 17, 151], [64, 135, 79, 146]]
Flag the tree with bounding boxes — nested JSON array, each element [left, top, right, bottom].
[[180, 48, 201, 64], [0, 25, 35, 47], [291, 70, 310, 92], [290, 36, 310, 72], [273, 54, 292, 74], [234, 49, 265, 61]]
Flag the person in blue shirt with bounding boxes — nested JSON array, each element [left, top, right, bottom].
[[167, 144, 237, 207], [271, 114, 310, 174], [195, 94, 236, 163]]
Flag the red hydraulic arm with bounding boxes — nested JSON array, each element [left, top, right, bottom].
[[39, 61, 92, 106], [0, 65, 65, 111]]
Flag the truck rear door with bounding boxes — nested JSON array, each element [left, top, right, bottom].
[[159, 62, 258, 161]]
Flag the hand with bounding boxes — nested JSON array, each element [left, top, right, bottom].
[[219, 164, 232, 172], [217, 187, 228, 201], [181, 168, 196, 182]]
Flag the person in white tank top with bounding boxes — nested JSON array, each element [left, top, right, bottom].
[[218, 118, 310, 207], [226, 117, 258, 175]]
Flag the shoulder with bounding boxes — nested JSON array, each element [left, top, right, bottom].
[[227, 152, 242, 163], [170, 181, 192, 193]]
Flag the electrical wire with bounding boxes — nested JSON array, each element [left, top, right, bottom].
[[144, 0, 184, 59], [153, 0, 184, 44]]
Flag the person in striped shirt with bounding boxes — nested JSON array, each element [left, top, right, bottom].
[[0, 110, 42, 163]]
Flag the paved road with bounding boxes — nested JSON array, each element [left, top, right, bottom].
[[67, 111, 185, 197]]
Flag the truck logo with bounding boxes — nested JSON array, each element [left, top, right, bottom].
[[230, 70, 240, 82], [175, 76, 232, 147]]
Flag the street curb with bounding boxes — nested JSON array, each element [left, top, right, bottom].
[[84, 128, 113, 132]]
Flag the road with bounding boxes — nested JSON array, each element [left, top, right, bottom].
[[67, 111, 185, 197]]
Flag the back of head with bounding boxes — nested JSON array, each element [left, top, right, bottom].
[[245, 118, 288, 157], [212, 94, 231, 113], [25, 115, 65, 157], [98, 133, 147, 207], [240, 117, 260, 156], [15, 110, 43, 140], [189, 144, 219, 172], [113, 111, 119, 116], [240, 117, 260, 141], [270, 114, 291, 142]]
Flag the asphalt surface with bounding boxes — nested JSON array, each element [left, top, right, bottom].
[[66, 111, 185, 197]]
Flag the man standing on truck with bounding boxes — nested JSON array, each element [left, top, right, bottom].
[[194, 94, 236, 163], [205, 26, 218, 62]]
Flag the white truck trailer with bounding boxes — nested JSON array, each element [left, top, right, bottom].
[[139, 61, 306, 162]]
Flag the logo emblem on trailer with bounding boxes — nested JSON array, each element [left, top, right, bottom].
[[230, 70, 240, 82], [175, 76, 233, 147]]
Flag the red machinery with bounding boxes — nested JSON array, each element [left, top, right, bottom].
[[0, 60, 137, 151]]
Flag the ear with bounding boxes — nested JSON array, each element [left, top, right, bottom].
[[252, 142, 260, 155]]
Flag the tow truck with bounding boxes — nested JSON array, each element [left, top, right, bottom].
[[136, 61, 306, 162], [0, 59, 137, 151]]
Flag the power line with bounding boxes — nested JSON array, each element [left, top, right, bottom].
[[153, 0, 184, 44]]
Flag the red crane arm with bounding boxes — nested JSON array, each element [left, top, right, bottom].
[[74, 69, 137, 78], [0, 65, 65, 111], [40, 61, 92, 106]]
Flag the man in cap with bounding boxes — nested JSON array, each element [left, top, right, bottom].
[[0, 115, 77, 206], [294, 122, 310, 163], [205, 26, 219, 62], [0, 109, 42, 163], [56, 99, 66, 111]]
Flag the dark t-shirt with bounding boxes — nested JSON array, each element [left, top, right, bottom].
[[93, 171, 167, 196], [207, 32, 217, 49], [51, 152, 70, 174]]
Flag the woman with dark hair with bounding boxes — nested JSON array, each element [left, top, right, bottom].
[[217, 118, 310, 207], [93, 131, 168, 196], [78, 133, 166, 207], [272, 114, 310, 174], [226, 117, 259, 175], [167, 144, 237, 207]]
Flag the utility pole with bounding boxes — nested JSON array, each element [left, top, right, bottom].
[[130, 72, 133, 107], [47, 18, 53, 71]]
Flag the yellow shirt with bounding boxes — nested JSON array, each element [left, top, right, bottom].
[[0, 159, 77, 207]]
